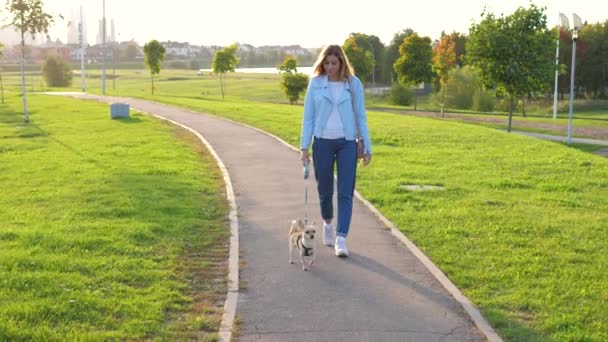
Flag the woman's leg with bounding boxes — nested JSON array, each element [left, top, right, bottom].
[[312, 138, 335, 223], [335, 139, 357, 238]]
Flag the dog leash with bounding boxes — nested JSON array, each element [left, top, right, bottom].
[[303, 160, 310, 224]]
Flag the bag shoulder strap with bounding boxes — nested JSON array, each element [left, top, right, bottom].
[[348, 76, 362, 140]]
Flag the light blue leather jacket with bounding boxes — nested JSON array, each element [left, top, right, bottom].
[[300, 74, 372, 154]]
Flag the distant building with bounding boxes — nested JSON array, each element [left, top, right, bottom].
[[96, 18, 115, 45], [67, 6, 88, 46], [162, 41, 191, 58]]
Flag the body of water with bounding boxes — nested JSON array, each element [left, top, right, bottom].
[[199, 66, 314, 75]]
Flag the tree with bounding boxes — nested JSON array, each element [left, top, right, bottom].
[[433, 34, 457, 116], [345, 33, 384, 87], [42, 54, 72, 87], [577, 21, 608, 99], [212, 44, 239, 100], [143, 39, 166, 95], [343, 36, 373, 84], [277, 55, 309, 104], [123, 40, 139, 61], [384, 28, 414, 83], [393, 33, 433, 110], [5, 0, 56, 123], [467, 4, 554, 131], [0, 43, 4, 104]]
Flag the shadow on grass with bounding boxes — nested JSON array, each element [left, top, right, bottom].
[[111, 116, 144, 124]]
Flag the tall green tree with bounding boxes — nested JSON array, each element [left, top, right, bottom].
[[212, 44, 239, 100], [433, 35, 457, 117], [277, 55, 309, 104], [467, 4, 554, 131], [393, 33, 433, 110], [143, 39, 166, 95], [5, 0, 56, 123], [346, 33, 384, 87], [384, 28, 414, 83], [343, 36, 373, 84]]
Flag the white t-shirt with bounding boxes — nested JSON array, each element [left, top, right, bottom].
[[320, 81, 345, 139]]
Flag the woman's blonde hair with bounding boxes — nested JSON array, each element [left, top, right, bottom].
[[313, 44, 355, 80]]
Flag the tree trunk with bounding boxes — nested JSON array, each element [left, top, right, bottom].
[[508, 96, 514, 133], [220, 73, 225, 100], [414, 88, 418, 111], [150, 72, 154, 95], [441, 85, 446, 117], [20, 31, 29, 123], [0, 71, 4, 104], [522, 96, 526, 117]]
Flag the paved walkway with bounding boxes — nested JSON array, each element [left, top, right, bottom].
[[54, 94, 491, 341]]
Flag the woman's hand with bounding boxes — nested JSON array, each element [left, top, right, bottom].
[[361, 154, 372, 166], [300, 149, 310, 165]]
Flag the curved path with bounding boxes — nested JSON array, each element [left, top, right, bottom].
[[54, 94, 494, 342]]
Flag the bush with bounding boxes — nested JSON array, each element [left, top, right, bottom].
[[42, 55, 72, 87], [473, 88, 496, 112], [280, 72, 309, 104], [390, 83, 413, 106], [444, 67, 476, 109], [168, 60, 188, 69]]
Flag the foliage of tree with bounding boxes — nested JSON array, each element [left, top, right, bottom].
[[123, 40, 139, 61], [5, 0, 56, 123], [384, 28, 415, 84], [442, 31, 467, 68], [143, 39, 166, 95], [342, 36, 373, 84], [466, 4, 554, 131], [42, 55, 72, 87], [433, 34, 457, 116], [393, 33, 433, 110], [345, 33, 384, 86], [212, 44, 239, 99], [577, 21, 608, 99], [277, 55, 309, 104], [0, 43, 4, 104]]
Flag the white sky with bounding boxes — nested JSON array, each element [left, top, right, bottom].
[[44, 0, 607, 47]]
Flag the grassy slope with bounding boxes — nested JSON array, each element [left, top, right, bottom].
[[0, 94, 228, 340]]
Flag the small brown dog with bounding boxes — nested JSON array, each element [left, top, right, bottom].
[[288, 219, 316, 271]]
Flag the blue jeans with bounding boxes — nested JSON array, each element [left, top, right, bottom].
[[312, 137, 357, 238]]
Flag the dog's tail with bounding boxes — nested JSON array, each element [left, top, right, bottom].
[[297, 219, 305, 230], [289, 219, 306, 235]]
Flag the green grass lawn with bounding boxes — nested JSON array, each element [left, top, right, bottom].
[[0, 93, 228, 340], [4, 68, 608, 340], [97, 96, 608, 341]]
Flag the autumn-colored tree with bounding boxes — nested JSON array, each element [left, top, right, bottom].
[[143, 40, 166, 95], [393, 33, 433, 110], [212, 44, 239, 100], [433, 35, 457, 117]]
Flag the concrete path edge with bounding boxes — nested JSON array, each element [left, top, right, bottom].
[[132, 109, 240, 342]]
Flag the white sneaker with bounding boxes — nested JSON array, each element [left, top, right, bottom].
[[334, 236, 349, 257], [323, 223, 334, 246]]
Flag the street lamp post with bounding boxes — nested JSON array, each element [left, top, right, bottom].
[[567, 13, 582, 146], [553, 13, 568, 119], [102, 0, 106, 96]]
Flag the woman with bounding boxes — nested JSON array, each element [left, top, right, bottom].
[[300, 44, 372, 257]]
